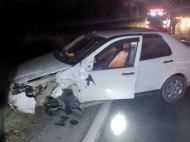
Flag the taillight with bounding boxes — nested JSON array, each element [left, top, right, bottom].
[[162, 25, 167, 28], [146, 25, 150, 28]]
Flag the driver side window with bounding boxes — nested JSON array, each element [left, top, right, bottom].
[[93, 38, 138, 70]]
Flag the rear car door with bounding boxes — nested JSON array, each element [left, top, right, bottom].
[[135, 34, 174, 93]]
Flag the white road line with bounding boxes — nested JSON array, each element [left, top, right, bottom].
[[82, 101, 113, 142]]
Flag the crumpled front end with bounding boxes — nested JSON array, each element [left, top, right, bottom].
[[51, 64, 82, 102], [8, 63, 83, 114], [50, 64, 83, 115], [8, 74, 57, 114]]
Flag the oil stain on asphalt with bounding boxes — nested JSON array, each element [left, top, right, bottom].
[[70, 120, 79, 125], [54, 116, 69, 126], [54, 116, 79, 126]]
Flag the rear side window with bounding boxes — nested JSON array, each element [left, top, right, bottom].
[[140, 34, 172, 61]]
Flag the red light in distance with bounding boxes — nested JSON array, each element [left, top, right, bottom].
[[154, 9, 160, 11], [162, 25, 167, 28], [150, 9, 164, 12]]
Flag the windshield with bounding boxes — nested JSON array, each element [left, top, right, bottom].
[[54, 34, 104, 65], [147, 15, 167, 24]]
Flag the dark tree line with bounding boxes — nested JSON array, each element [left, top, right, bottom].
[[0, 0, 147, 24]]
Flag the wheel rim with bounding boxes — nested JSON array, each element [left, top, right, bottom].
[[166, 79, 183, 99]]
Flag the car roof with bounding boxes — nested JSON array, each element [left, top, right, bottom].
[[93, 27, 164, 38]]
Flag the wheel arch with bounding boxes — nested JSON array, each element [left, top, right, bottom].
[[161, 73, 187, 102], [172, 73, 188, 85], [158, 73, 188, 89]]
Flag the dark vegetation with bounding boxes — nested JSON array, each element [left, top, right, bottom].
[[0, 0, 147, 65]]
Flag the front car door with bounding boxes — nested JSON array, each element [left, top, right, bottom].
[[80, 36, 142, 102]]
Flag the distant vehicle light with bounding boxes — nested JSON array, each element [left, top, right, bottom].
[[162, 25, 167, 28], [150, 9, 164, 12], [163, 20, 167, 24], [158, 12, 163, 15], [154, 9, 160, 11], [149, 9, 165, 15], [182, 18, 186, 22], [146, 25, 150, 28], [146, 21, 150, 24], [151, 12, 156, 16]]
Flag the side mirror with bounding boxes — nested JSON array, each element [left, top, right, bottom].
[[85, 58, 94, 72]]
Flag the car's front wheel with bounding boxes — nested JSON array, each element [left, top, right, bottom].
[[161, 75, 186, 102]]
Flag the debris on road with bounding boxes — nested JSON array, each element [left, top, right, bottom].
[[70, 120, 79, 125], [54, 116, 69, 127]]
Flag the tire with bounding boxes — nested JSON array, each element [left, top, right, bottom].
[[161, 75, 186, 102]]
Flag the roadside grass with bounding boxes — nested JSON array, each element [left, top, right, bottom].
[[4, 106, 44, 142]]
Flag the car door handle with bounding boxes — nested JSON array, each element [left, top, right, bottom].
[[163, 60, 173, 63], [121, 72, 135, 75]]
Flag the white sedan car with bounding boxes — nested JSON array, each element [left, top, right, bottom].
[[8, 27, 190, 114]]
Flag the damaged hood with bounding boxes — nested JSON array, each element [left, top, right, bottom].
[[11, 52, 72, 83]]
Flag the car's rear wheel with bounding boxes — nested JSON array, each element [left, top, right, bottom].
[[161, 75, 186, 102]]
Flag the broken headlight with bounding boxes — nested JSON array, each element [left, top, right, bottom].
[[25, 85, 35, 97], [10, 83, 25, 95]]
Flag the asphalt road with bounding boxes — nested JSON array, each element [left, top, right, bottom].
[[26, 87, 190, 142], [98, 87, 190, 142], [22, 105, 99, 142]]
